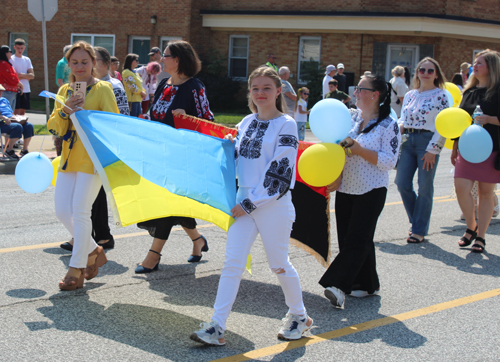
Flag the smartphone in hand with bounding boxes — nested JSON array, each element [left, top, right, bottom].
[[74, 82, 87, 107]]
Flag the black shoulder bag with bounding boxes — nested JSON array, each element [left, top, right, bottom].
[[392, 87, 400, 104]]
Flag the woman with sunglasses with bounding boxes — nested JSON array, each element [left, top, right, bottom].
[[319, 74, 401, 309], [135, 40, 215, 273], [452, 50, 500, 253], [0, 45, 23, 109], [395, 57, 449, 243]]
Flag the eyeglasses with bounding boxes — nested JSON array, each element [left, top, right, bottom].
[[418, 68, 435, 75], [354, 86, 376, 93]]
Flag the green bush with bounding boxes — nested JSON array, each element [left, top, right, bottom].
[[299, 59, 325, 110]]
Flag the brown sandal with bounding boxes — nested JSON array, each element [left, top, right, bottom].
[[85, 246, 108, 280], [59, 267, 85, 291]]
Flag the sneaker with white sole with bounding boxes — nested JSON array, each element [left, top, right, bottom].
[[190, 320, 225, 346], [5, 150, 19, 160], [348, 289, 380, 298], [324, 286, 345, 308], [277, 313, 313, 340]]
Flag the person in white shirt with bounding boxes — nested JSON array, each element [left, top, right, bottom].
[[395, 57, 449, 244], [191, 65, 312, 346], [294, 87, 310, 141], [136, 62, 161, 114], [279, 66, 296, 118], [319, 74, 401, 309], [9, 39, 34, 116], [389, 66, 409, 118], [322, 64, 336, 98]]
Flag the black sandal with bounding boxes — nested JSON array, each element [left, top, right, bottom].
[[458, 226, 478, 247], [471, 237, 486, 253], [407, 235, 425, 243]]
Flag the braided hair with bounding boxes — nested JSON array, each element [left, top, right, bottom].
[[361, 74, 392, 134]]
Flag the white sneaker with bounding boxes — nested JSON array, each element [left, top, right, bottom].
[[348, 289, 380, 298], [190, 320, 225, 346], [277, 313, 313, 340], [324, 286, 345, 308]]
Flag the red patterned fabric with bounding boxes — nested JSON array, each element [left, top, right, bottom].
[[0, 60, 20, 92]]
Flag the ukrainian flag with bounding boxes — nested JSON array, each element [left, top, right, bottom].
[[70, 110, 236, 231]]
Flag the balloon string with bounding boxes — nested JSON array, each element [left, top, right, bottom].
[[38, 134, 46, 155]]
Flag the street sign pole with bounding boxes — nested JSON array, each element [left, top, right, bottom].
[[41, 0, 50, 120]]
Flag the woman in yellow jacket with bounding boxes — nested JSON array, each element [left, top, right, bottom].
[[47, 41, 119, 291], [122, 53, 146, 117]]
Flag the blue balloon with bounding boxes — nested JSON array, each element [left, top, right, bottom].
[[309, 99, 351, 144], [15, 152, 53, 193], [458, 125, 493, 163], [390, 108, 398, 121], [444, 89, 454, 108]]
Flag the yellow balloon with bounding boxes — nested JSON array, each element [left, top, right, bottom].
[[435, 108, 471, 139], [298, 143, 345, 187], [444, 138, 454, 150], [51, 156, 61, 186], [444, 82, 462, 107]]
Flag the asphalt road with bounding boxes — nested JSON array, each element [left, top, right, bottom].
[[1, 138, 500, 361]]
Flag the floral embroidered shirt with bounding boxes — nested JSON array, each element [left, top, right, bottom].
[[235, 113, 299, 214], [398, 88, 449, 154], [339, 109, 401, 195], [150, 77, 214, 127]]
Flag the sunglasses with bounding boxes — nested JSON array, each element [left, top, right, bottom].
[[418, 68, 435, 75], [162, 54, 174, 58], [303, 92, 310, 95], [354, 86, 376, 93]]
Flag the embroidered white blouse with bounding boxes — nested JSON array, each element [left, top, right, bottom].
[[339, 110, 401, 195], [235, 113, 299, 214], [398, 88, 449, 154]]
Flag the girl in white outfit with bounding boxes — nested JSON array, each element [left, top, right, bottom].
[[191, 66, 312, 346]]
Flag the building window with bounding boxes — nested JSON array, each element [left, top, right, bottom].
[[128, 36, 151, 65], [160, 36, 182, 53], [9, 33, 29, 55], [71, 34, 115, 55], [228, 35, 249, 79], [297, 36, 321, 84], [385, 44, 419, 81]]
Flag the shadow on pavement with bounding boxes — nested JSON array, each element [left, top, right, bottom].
[[32, 293, 254, 361]]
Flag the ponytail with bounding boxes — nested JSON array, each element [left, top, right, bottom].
[[361, 74, 392, 134]]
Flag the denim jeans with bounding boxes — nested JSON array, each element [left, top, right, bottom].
[[394, 132, 439, 236], [297, 122, 306, 141], [129, 102, 141, 117], [3, 91, 17, 110]]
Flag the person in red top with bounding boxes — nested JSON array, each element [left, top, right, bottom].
[[0, 46, 23, 109]]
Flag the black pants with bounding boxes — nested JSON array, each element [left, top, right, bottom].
[[319, 187, 387, 294], [91, 186, 112, 241]]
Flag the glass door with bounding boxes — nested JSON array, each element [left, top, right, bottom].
[[386, 44, 419, 81]]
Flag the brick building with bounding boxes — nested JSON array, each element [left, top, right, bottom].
[[2, 0, 500, 96]]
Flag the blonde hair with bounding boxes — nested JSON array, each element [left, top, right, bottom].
[[412, 57, 446, 90], [247, 66, 286, 113], [65, 41, 97, 83], [392, 66, 404, 76], [296, 87, 309, 112], [463, 49, 500, 101]]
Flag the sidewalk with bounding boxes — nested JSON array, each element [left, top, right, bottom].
[[0, 135, 56, 175]]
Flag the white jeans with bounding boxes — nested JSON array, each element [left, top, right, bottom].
[[54, 172, 102, 268], [212, 190, 306, 330]]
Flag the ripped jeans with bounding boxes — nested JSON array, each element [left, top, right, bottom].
[[212, 190, 307, 330]]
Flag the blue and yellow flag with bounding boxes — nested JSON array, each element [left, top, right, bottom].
[[70, 110, 236, 231]]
